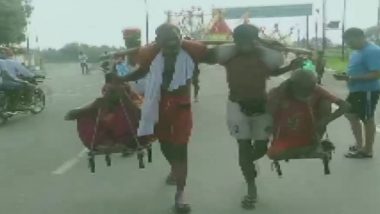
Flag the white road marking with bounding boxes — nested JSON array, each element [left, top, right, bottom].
[[52, 149, 88, 175], [277, 76, 380, 133]]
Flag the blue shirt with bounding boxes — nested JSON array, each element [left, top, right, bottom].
[[0, 59, 5, 84], [115, 62, 131, 77], [348, 43, 380, 92], [0, 59, 21, 82], [5, 59, 35, 78]]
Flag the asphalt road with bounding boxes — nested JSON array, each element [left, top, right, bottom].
[[1, 63, 380, 214]]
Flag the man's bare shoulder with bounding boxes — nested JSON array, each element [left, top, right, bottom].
[[137, 43, 160, 67], [182, 40, 208, 61]]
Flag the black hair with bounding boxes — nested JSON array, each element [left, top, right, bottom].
[[155, 23, 181, 38], [233, 24, 259, 42], [343, 28, 365, 39]]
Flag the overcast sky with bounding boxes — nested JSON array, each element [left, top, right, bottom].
[[28, 0, 380, 49]]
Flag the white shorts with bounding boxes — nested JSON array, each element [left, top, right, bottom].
[[227, 101, 273, 140]]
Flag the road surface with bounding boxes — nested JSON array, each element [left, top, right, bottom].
[[1, 63, 380, 214]]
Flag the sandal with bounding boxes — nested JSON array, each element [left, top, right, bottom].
[[241, 195, 256, 210], [174, 203, 191, 214], [349, 145, 360, 152], [345, 151, 373, 159]]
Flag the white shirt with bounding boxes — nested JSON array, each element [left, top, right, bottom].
[[79, 54, 88, 63]]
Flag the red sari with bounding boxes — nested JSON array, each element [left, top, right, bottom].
[[267, 82, 339, 159]]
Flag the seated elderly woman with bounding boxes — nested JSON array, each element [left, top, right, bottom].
[[65, 73, 149, 157], [267, 69, 350, 160]]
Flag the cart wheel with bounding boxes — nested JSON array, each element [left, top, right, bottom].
[[138, 151, 145, 169], [147, 147, 152, 163], [105, 154, 111, 167], [274, 161, 283, 177], [323, 157, 330, 175], [89, 155, 95, 173]]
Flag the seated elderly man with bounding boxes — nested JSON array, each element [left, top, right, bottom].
[[267, 69, 350, 160]]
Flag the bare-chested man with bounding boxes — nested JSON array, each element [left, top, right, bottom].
[[207, 24, 303, 209]]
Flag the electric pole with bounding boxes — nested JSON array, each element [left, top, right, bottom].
[[342, 0, 347, 60], [322, 0, 327, 53], [144, 0, 149, 45], [315, 9, 320, 49], [377, 0, 380, 44]]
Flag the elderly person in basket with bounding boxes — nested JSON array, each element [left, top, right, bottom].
[[267, 69, 350, 160]]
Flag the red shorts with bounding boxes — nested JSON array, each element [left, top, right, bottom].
[[155, 95, 192, 145]]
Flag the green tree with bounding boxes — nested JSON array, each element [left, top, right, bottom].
[[365, 26, 380, 44], [0, 0, 33, 45], [41, 43, 123, 63]]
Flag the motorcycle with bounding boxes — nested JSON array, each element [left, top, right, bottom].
[[0, 76, 46, 125]]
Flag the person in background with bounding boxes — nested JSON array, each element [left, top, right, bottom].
[[1, 48, 35, 79], [0, 58, 34, 105], [78, 52, 89, 74], [0, 48, 36, 105], [192, 65, 200, 102], [334, 28, 380, 158], [313, 50, 326, 85], [123, 28, 146, 96], [114, 54, 129, 77], [100, 51, 109, 73]]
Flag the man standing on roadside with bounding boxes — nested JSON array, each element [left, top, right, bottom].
[[334, 28, 380, 158], [78, 52, 89, 74], [314, 50, 326, 85]]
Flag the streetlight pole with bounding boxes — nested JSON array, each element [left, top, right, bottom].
[[322, 0, 327, 53], [377, 0, 380, 44], [144, 0, 149, 45], [342, 0, 347, 60], [315, 9, 320, 49]]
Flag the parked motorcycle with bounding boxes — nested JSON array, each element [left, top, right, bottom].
[[0, 76, 46, 125]]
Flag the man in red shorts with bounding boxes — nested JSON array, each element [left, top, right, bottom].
[[267, 69, 349, 160], [121, 23, 207, 213]]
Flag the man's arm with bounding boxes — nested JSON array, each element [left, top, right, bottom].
[[271, 58, 304, 76], [200, 47, 219, 64], [318, 87, 350, 125], [199, 44, 238, 65], [15, 62, 35, 78], [349, 71, 380, 81], [325, 99, 350, 124], [122, 66, 149, 82], [2, 69, 24, 83]]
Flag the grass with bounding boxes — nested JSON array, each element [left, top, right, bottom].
[[326, 56, 349, 73]]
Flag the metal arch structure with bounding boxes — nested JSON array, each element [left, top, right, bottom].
[[216, 4, 313, 47], [217, 4, 313, 19]]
